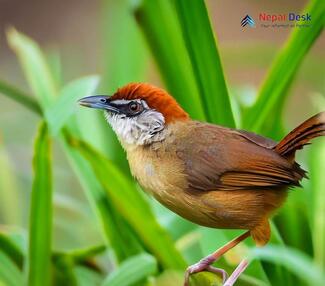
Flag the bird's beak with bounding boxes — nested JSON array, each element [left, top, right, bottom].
[[78, 96, 120, 113]]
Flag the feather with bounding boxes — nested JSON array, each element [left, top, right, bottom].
[[111, 83, 189, 123], [275, 111, 325, 158], [175, 122, 306, 192]]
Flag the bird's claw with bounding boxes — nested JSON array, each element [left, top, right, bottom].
[[184, 260, 228, 286]]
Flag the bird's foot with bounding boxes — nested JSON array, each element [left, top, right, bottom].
[[184, 232, 250, 286], [183, 255, 228, 286]]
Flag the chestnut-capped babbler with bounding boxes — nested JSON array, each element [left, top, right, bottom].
[[79, 83, 325, 286]]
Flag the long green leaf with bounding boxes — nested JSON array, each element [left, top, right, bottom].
[[309, 92, 325, 269], [0, 252, 23, 286], [0, 77, 143, 263], [310, 137, 325, 268], [0, 233, 24, 269], [7, 28, 58, 108], [0, 78, 141, 261], [261, 222, 294, 286], [5, 28, 143, 263], [74, 266, 103, 286], [52, 244, 105, 283], [0, 80, 42, 115], [134, 0, 206, 120], [52, 254, 77, 286], [71, 137, 186, 269], [56, 244, 106, 264], [0, 141, 21, 225], [243, 0, 325, 134], [174, 0, 235, 127], [99, 0, 148, 169], [27, 122, 53, 286], [46, 75, 100, 135], [102, 253, 157, 286], [62, 126, 144, 262], [101, 0, 147, 91], [249, 245, 325, 286]]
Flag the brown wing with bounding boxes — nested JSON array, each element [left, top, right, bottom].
[[176, 122, 306, 192]]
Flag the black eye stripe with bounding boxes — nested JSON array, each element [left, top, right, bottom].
[[110, 100, 144, 116]]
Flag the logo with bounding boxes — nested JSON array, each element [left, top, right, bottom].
[[240, 13, 311, 29], [259, 12, 311, 22], [241, 15, 255, 27]]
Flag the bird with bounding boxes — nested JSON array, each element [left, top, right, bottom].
[[78, 83, 325, 286]]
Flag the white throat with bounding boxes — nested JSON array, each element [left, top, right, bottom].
[[104, 109, 166, 146]]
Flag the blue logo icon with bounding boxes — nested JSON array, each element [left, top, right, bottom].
[[241, 15, 255, 27]]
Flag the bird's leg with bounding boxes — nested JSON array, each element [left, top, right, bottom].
[[223, 259, 249, 286], [184, 231, 250, 286]]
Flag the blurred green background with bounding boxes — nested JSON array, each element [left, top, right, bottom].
[[0, 0, 324, 285]]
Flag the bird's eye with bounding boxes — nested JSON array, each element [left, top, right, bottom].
[[128, 101, 142, 113]]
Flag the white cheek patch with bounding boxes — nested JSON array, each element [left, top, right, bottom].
[[104, 109, 166, 145]]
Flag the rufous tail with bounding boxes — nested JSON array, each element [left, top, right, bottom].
[[275, 111, 325, 158]]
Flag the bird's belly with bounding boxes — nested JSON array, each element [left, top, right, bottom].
[[127, 148, 287, 230], [136, 164, 287, 229], [151, 187, 287, 230]]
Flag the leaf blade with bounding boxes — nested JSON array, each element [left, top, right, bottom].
[[46, 75, 100, 135], [249, 245, 325, 286], [61, 127, 143, 262], [0, 252, 23, 286], [102, 253, 157, 286], [174, 0, 235, 127], [71, 137, 186, 270], [243, 0, 325, 134], [134, 0, 206, 120], [7, 28, 58, 108], [0, 232, 24, 269], [0, 80, 42, 115], [27, 122, 53, 286]]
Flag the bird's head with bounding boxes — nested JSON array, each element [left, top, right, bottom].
[[78, 83, 189, 146]]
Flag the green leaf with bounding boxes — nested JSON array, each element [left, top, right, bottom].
[[149, 270, 184, 286], [61, 126, 144, 262], [5, 27, 142, 263], [99, 0, 149, 168], [7, 28, 58, 108], [46, 50, 62, 90], [249, 245, 325, 286], [52, 254, 77, 286], [0, 252, 23, 286], [0, 232, 24, 269], [243, 0, 325, 134], [26, 122, 53, 286], [174, 0, 235, 127], [260, 223, 293, 286], [0, 141, 21, 225], [0, 80, 42, 115], [134, 0, 206, 120], [74, 266, 103, 286], [308, 91, 325, 269], [101, 0, 147, 91], [57, 244, 106, 264], [46, 75, 100, 135], [71, 137, 186, 269], [309, 137, 325, 268], [102, 253, 157, 286]]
